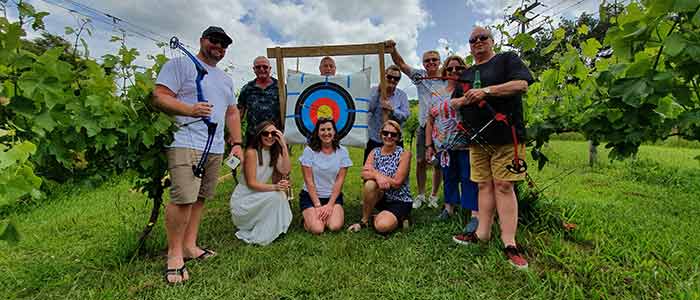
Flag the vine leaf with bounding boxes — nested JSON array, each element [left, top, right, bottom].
[[663, 33, 685, 57], [693, 8, 700, 26], [581, 38, 602, 58], [0, 221, 20, 244], [609, 79, 653, 107]]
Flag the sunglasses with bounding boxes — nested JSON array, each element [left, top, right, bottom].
[[469, 34, 490, 44], [381, 130, 399, 138], [386, 74, 401, 82], [260, 131, 277, 137], [206, 35, 231, 48], [446, 66, 466, 73], [423, 58, 440, 63], [254, 65, 270, 70]]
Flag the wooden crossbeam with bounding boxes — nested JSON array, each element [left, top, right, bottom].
[[266, 43, 392, 58], [267, 42, 392, 131]]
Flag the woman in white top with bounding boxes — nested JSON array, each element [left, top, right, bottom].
[[299, 118, 353, 234], [230, 121, 292, 245]]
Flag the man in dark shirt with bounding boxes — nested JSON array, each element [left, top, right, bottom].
[[449, 26, 534, 270], [238, 56, 281, 144]]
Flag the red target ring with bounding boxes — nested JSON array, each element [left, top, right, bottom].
[[309, 97, 341, 124]]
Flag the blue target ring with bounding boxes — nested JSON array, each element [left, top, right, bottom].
[[294, 82, 356, 139]]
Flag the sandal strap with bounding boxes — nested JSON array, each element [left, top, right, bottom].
[[165, 268, 182, 276], [165, 265, 187, 275], [164, 265, 188, 284]]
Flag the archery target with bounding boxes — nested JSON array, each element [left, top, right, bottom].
[[285, 70, 370, 147]]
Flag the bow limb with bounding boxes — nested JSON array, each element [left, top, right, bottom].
[[169, 36, 218, 178]]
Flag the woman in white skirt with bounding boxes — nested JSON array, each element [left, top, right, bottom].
[[230, 121, 292, 246]]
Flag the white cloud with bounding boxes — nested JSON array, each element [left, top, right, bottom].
[[18, 0, 429, 98], [244, 0, 429, 94]]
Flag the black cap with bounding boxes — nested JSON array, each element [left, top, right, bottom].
[[202, 26, 233, 45]]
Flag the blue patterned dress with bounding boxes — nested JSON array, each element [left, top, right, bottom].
[[372, 146, 412, 203]]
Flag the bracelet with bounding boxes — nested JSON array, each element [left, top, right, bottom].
[[426, 143, 433, 148], [232, 142, 242, 147]]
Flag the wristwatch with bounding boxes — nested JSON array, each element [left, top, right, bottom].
[[483, 87, 491, 96]]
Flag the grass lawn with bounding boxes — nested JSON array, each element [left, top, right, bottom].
[[1, 141, 699, 299]]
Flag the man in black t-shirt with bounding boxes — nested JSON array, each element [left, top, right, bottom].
[[449, 26, 534, 269]]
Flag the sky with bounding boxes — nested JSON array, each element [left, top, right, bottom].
[[10, 0, 601, 98]]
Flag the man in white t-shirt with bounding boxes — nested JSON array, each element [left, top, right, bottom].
[[386, 40, 445, 209], [153, 26, 243, 284]]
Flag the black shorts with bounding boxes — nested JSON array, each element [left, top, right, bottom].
[[299, 189, 344, 212], [375, 198, 412, 222]]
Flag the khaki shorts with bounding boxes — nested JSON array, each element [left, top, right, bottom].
[[469, 144, 526, 182], [166, 148, 223, 205]]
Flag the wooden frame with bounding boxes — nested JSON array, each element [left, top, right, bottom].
[[267, 42, 393, 129]]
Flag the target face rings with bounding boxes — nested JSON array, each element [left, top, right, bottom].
[[294, 82, 356, 139]]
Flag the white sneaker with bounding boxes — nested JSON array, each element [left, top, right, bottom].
[[427, 194, 439, 208], [413, 194, 425, 209]]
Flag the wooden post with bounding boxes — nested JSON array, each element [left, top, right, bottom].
[[378, 43, 388, 123], [275, 47, 286, 131]]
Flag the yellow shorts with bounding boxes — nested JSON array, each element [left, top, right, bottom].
[[166, 148, 223, 205], [469, 144, 526, 182]]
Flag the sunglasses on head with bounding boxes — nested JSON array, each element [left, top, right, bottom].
[[446, 66, 465, 73], [469, 34, 490, 44], [206, 35, 231, 48], [386, 74, 401, 82], [254, 65, 270, 70], [381, 130, 399, 138], [260, 130, 276, 137], [423, 58, 440, 63]]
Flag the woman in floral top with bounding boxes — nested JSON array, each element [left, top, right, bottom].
[[348, 120, 412, 234]]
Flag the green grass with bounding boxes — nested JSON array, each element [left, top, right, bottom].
[[550, 132, 700, 149], [1, 141, 700, 299]]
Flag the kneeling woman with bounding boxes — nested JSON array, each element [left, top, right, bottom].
[[230, 121, 292, 246], [349, 120, 412, 234], [299, 118, 353, 234]]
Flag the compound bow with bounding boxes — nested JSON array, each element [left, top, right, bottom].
[[169, 36, 218, 178]]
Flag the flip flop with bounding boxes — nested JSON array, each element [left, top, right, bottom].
[[184, 248, 217, 262], [164, 265, 188, 285]]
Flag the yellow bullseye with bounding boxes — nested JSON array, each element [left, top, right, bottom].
[[317, 105, 333, 119]]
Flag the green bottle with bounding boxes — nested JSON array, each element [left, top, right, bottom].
[[473, 69, 481, 89]]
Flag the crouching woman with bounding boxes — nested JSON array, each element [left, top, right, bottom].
[[230, 121, 292, 246], [349, 120, 412, 234]]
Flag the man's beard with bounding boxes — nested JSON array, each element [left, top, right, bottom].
[[204, 48, 223, 63]]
